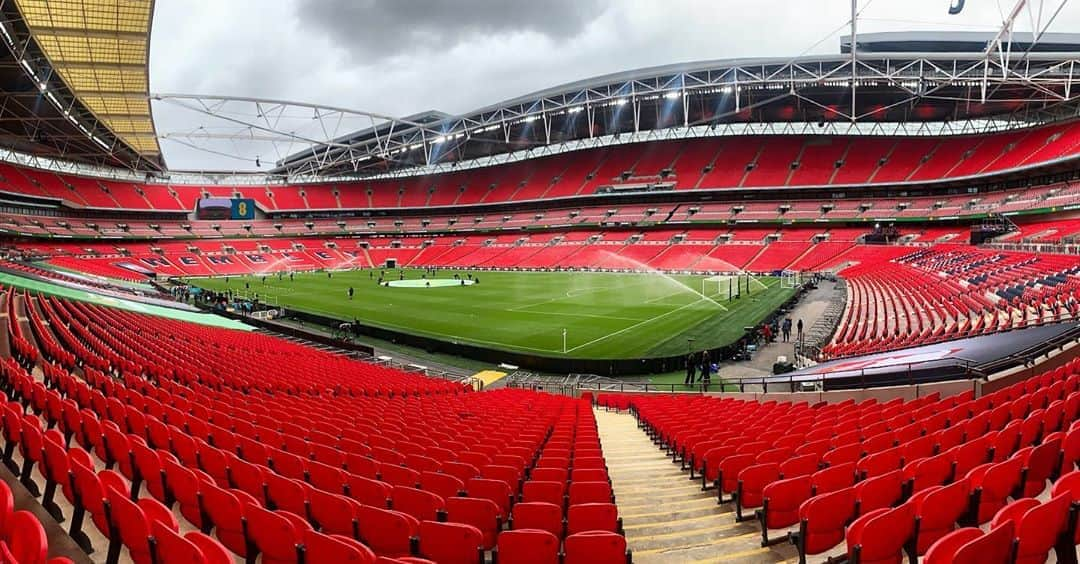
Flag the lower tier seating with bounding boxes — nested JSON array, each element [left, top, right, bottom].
[[0, 285, 629, 563], [599, 357, 1080, 562]]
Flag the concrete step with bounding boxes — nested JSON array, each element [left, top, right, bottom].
[[595, 409, 800, 564]]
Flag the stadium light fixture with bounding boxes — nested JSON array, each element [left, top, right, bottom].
[[664, 91, 681, 100], [615, 98, 629, 106]]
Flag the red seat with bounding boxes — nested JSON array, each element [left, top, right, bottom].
[[845, 503, 916, 564], [1, 510, 71, 564], [853, 469, 903, 516], [811, 462, 856, 495], [779, 453, 819, 478], [566, 503, 620, 535], [923, 522, 1014, 564], [1014, 437, 1061, 497], [795, 486, 856, 559], [911, 479, 970, 555], [390, 486, 446, 522], [420, 471, 465, 499], [150, 521, 234, 564], [494, 529, 559, 564], [856, 447, 902, 479], [904, 452, 952, 493], [347, 473, 391, 508], [310, 489, 363, 539], [106, 482, 181, 564], [567, 481, 612, 506], [414, 520, 483, 564], [735, 463, 779, 521], [990, 494, 1071, 564], [563, 531, 627, 564], [356, 505, 418, 558], [758, 475, 811, 545], [966, 457, 1023, 524], [243, 503, 313, 564], [466, 478, 512, 518], [163, 459, 211, 529], [303, 530, 377, 564], [445, 497, 501, 550], [521, 481, 565, 508], [510, 502, 563, 538]]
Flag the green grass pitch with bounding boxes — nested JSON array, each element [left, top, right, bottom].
[[190, 269, 796, 359]]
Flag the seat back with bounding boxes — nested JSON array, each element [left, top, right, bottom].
[[416, 520, 483, 564], [495, 529, 559, 564], [563, 530, 627, 564], [510, 502, 563, 538], [567, 503, 620, 535]]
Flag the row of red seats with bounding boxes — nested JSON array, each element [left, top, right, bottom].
[[0, 479, 71, 564], [617, 358, 1080, 562], [0, 285, 630, 563], [824, 247, 1080, 359], [2, 121, 1080, 210]]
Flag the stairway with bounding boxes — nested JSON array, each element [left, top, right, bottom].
[[595, 409, 798, 563]]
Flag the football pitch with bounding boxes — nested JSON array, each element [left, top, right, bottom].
[[191, 269, 796, 359]]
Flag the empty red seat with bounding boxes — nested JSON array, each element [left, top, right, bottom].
[[794, 486, 857, 559], [243, 503, 312, 564], [758, 475, 811, 545], [966, 457, 1023, 524], [521, 481, 565, 508], [845, 502, 916, 564], [445, 497, 501, 550], [414, 521, 483, 564], [310, 489, 363, 539], [990, 494, 1070, 564], [566, 503, 620, 535], [150, 521, 234, 564], [495, 529, 559, 564], [910, 479, 970, 555], [567, 480, 612, 506], [390, 486, 446, 522], [356, 505, 418, 558], [923, 522, 1014, 564], [1, 510, 74, 564], [563, 531, 628, 564], [303, 530, 377, 564], [106, 482, 181, 564], [511, 502, 563, 538]]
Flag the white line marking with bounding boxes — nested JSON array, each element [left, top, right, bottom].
[[565, 298, 716, 353]]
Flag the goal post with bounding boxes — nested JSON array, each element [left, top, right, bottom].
[[781, 270, 802, 289], [702, 275, 729, 299]]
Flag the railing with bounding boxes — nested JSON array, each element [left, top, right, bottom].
[[508, 357, 984, 395]]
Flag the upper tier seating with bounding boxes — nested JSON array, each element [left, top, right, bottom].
[[0, 285, 629, 563], [1, 121, 1079, 211]]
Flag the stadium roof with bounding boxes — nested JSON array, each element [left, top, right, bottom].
[[274, 48, 1080, 178], [0, 0, 162, 171], [841, 31, 1080, 53]]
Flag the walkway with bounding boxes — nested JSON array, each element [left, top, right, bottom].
[[596, 409, 798, 563], [716, 279, 838, 382]]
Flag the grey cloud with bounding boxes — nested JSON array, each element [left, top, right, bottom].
[[295, 0, 610, 60]]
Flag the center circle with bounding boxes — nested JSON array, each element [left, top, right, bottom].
[[386, 279, 476, 288]]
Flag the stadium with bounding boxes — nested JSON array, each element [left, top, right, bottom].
[[6, 0, 1080, 563]]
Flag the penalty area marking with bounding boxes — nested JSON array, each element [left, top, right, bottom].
[[386, 279, 475, 288]]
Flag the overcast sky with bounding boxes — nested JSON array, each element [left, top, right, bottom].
[[148, 0, 1079, 172]]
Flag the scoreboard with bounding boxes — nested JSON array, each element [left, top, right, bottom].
[[196, 197, 256, 220], [230, 198, 255, 219]]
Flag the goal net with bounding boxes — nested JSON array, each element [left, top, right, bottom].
[[702, 275, 735, 299], [703, 273, 770, 299], [781, 270, 802, 289]]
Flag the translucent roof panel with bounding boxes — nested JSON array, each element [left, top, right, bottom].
[[14, 0, 159, 158]]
